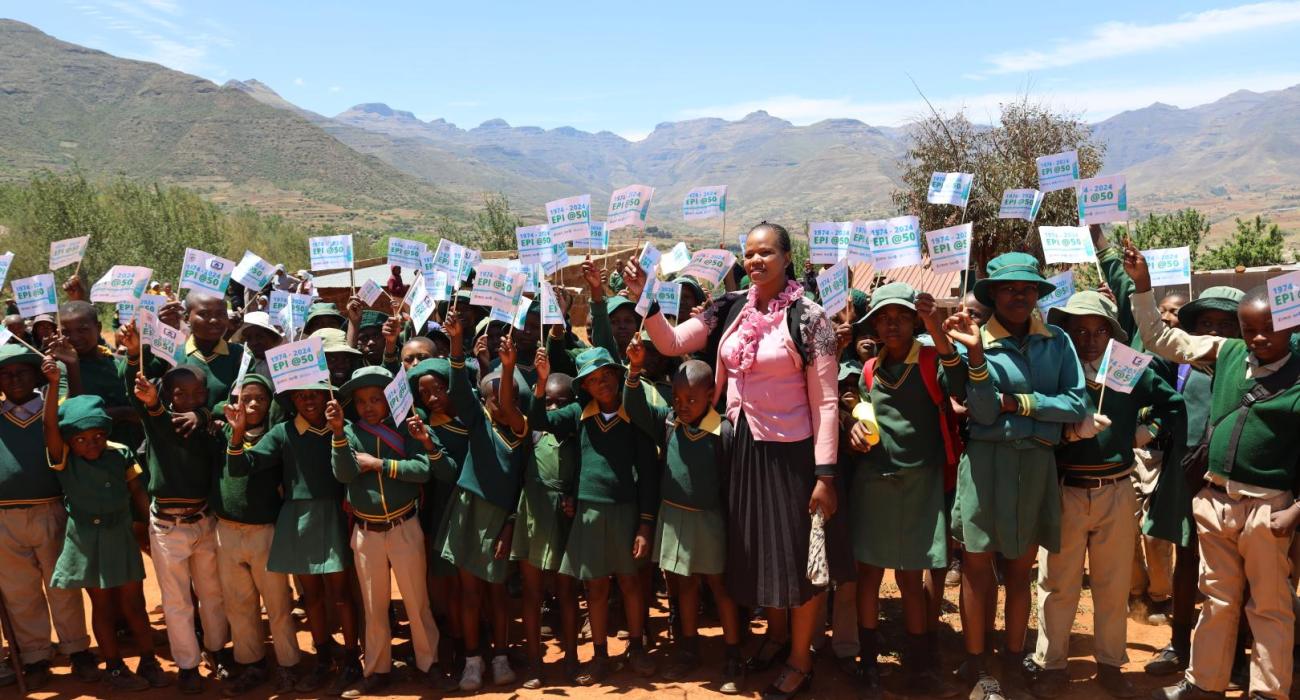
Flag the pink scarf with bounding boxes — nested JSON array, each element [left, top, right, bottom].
[[724, 279, 804, 372]]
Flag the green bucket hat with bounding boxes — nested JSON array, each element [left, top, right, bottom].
[[973, 252, 1057, 307], [676, 276, 705, 304], [305, 303, 346, 328], [1046, 291, 1128, 343], [235, 373, 273, 394], [605, 295, 638, 317], [837, 360, 863, 382], [339, 366, 393, 402], [408, 358, 452, 394], [279, 381, 336, 396], [358, 310, 389, 331], [0, 345, 46, 386], [574, 347, 623, 381], [1176, 286, 1244, 330], [858, 283, 917, 325], [849, 288, 870, 320], [57, 395, 113, 438], [310, 328, 362, 356]]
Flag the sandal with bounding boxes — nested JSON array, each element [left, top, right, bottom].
[[745, 636, 791, 673], [761, 663, 813, 700]]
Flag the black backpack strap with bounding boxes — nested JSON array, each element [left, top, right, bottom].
[[786, 297, 807, 368], [1220, 356, 1300, 476]]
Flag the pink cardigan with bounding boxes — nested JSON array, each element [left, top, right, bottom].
[[644, 301, 840, 469]]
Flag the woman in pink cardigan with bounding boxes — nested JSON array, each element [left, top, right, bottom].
[[622, 222, 840, 700]]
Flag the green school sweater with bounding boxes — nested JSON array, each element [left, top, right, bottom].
[[213, 425, 283, 525], [528, 389, 659, 519], [1055, 367, 1186, 479], [858, 343, 961, 474], [126, 375, 220, 508], [1098, 246, 1143, 351], [448, 357, 527, 512], [623, 374, 728, 512], [0, 406, 62, 507], [332, 420, 441, 523], [228, 417, 343, 503], [524, 431, 578, 498], [1206, 341, 1300, 490], [144, 339, 248, 410], [419, 413, 468, 532], [80, 347, 142, 448]]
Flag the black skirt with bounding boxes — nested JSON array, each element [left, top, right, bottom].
[[724, 412, 851, 609]]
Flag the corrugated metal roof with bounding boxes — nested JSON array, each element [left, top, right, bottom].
[[850, 257, 963, 302]]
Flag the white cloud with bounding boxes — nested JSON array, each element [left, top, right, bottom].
[[294, 77, 305, 86], [64, 0, 231, 77], [986, 2, 1300, 74], [329, 85, 343, 93], [678, 72, 1300, 127], [139, 0, 180, 13]]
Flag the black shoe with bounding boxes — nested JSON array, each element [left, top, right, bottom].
[[745, 636, 791, 673], [908, 664, 961, 697], [107, 664, 150, 692], [137, 657, 171, 688], [204, 648, 237, 681], [221, 663, 267, 697], [663, 648, 700, 681], [1009, 649, 1036, 690], [295, 659, 332, 693], [1028, 667, 1067, 699], [1151, 679, 1225, 700], [858, 665, 883, 700], [1227, 660, 1248, 691], [178, 667, 204, 695], [719, 656, 745, 695], [0, 667, 14, 688], [21, 660, 51, 691], [341, 672, 390, 699], [761, 663, 812, 700], [573, 656, 620, 686], [1145, 644, 1189, 676], [327, 658, 362, 697], [70, 650, 103, 682], [427, 665, 460, 692], [1098, 664, 1138, 698], [274, 665, 298, 694]]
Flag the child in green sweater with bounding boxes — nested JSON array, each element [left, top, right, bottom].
[[531, 344, 659, 684], [624, 341, 744, 694]]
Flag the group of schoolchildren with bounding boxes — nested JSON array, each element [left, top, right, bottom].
[[1, 221, 1299, 700]]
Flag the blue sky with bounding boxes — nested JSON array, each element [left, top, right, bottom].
[[9, 0, 1300, 140]]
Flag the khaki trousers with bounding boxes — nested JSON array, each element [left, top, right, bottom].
[[1034, 480, 1137, 670], [215, 519, 301, 667], [149, 512, 229, 670], [1130, 449, 1174, 601], [1187, 488, 1295, 699], [351, 517, 438, 676], [0, 503, 89, 663]]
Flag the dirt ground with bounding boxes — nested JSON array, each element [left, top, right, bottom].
[[14, 556, 1210, 700]]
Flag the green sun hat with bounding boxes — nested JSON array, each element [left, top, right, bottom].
[[676, 276, 705, 305], [606, 295, 638, 317], [574, 347, 623, 381], [857, 283, 917, 325], [305, 303, 346, 328], [310, 328, 362, 356], [1176, 286, 1244, 330], [57, 395, 112, 438], [407, 358, 452, 394], [973, 252, 1057, 307], [1046, 291, 1128, 343], [235, 373, 273, 394], [339, 366, 393, 402], [0, 345, 46, 386], [358, 310, 389, 331]]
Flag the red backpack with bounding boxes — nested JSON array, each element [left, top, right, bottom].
[[862, 346, 965, 492]]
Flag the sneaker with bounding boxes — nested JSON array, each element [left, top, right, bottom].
[[970, 674, 1006, 700], [663, 648, 701, 681], [70, 650, 103, 682], [491, 654, 516, 686], [179, 667, 204, 694], [204, 648, 236, 681], [274, 665, 298, 694], [458, 655, 484, 692], [137, 657, 171, 688], [221, 664, 267, 697], [719, 656, 745, 695], [327, 658, 362, 697], [294, 659, 332, 693], [21, 660, 51, 691], [341, 672, 390, 699], [627, 647, 656, 677], [944, 558, 963, 588], [1146, 599, 1172, 626], [107, 664, 151, 692], [1145, 644, 1188, 676]]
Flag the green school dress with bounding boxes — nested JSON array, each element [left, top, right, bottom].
[[952, 317, 1088, 558], [434, 357, 527, 584], [423, 414, 467, 577], [852, 341, 958, 571], [227, 417, 351, 574], [510, 432, 577, 572], [49, 444, 147, 590], [623, 374, 729, 577], [529, 393, 658, 581], [1143, 365, 1209, 548]]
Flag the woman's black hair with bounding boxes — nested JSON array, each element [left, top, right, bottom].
[[747, 221, 798, 281]]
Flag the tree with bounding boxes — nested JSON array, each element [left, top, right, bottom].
[[1112, 209, 1210, 265], [467, 192, 521, 251], [1197, 216, 1290, 270], [893, 97, 1106, 273]]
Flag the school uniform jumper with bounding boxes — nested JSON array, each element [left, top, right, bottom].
[[48, 444, 147, 590], [509, 429, 578, 572]]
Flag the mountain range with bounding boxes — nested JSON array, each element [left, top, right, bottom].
[[4, 19, 1299, 239]]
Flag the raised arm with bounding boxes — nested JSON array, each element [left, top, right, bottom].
[[41, 355, 65, 461], [493, 334, 529, 438], [621, 259, 712, 357], [1092, 226, 1138, 343], [623, 336, 670, 440]]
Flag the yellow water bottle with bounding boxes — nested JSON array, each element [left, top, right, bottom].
[[851, 401, 880, 446]]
